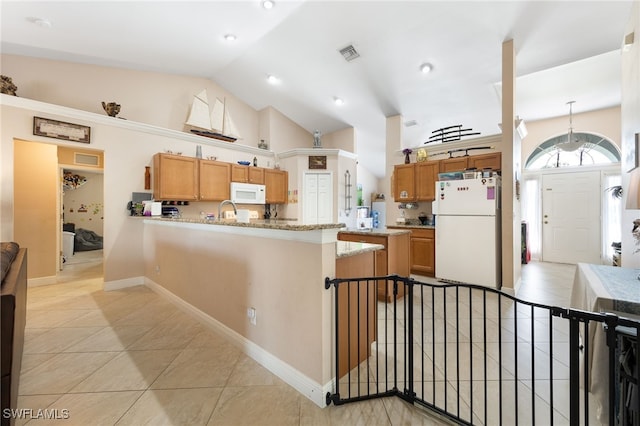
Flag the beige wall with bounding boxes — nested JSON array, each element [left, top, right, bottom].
[[143, 221, 336, 386], [0, 53, 333, 283], [1, 55, 261, 145], [14, 140, 58, 278], [622, 3, 640, 267], [523, 106, 622, 163]]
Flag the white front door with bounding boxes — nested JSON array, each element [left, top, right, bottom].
[[541, 171, 601, 264], [303, 172, 333, 224]]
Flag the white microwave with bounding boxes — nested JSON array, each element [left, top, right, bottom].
[[230, 182, 266, 205]]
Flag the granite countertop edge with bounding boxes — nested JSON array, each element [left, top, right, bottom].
[[387, 224, 436, 230], [336, 241, 385, 258], [142, 216, 346, 231]]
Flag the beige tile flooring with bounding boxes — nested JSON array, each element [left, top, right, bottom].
[[15, 253, 577, 425]]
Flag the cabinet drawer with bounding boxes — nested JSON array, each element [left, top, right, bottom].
[[410, 228, 434, 239]]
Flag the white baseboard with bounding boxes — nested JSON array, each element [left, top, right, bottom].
[[103, 276, 144, 291], [145, 277, 331, 408], [27, 276, 57, 287]]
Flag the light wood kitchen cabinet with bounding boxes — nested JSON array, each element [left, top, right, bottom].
[[153, 153, 198, 200], [439, 152, 502, 173], [393, 164, 416, 201], [468, 152, 502, 171], [199, 160, 231, 201], [439, 156, 469, 173], [388, 226, 436, 277], [338, 231, 410, 302], [335, 250, 377, 378], [415, 161, 440, 201], [264, 169, 288, 204], [409, 228, 435, 276], [231, 164, 265, 184]]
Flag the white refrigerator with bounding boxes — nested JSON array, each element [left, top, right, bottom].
[[432, 177, 502, 288]]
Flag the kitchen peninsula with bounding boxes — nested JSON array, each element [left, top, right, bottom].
[[141, 216, 380, 407]]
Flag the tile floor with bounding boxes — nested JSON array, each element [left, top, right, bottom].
[[14, 253, 577, 425]]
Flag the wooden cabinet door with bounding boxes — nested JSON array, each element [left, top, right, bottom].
[[153, 154, 198, 200], [393, 164, 415, 201], [410, 229, 435, 276], [415, 161, 439, 201], [265, 169, 288, 204], [440, 157, 468, 172], [248, 167, 265, 184], [468, 152, 502, 171], [199, 160, 230, 201], [231, 164, 249, 182]]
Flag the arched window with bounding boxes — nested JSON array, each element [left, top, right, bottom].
[[525, 132, 620, 169]]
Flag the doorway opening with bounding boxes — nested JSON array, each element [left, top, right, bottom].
[[13, 139, 104, 284], [522, 132, 620, 265]]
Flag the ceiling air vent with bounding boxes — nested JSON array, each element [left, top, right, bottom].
[[339, 45, 360, 62]]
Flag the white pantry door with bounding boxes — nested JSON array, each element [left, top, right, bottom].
[[303, 172, 333, 224], [541, 171, 601, 264]]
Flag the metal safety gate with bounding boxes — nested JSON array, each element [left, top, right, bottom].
[[324, 275, 640, 426]]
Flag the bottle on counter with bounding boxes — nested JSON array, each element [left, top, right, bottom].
[[253, 157, 257, 166]]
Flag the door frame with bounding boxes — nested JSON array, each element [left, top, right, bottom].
[[523, 164, 620, 263]]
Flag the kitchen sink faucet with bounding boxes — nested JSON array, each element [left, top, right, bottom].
[[218, 200, 237, 220]]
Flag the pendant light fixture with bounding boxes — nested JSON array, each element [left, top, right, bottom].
[[557, 101, 585, 152]]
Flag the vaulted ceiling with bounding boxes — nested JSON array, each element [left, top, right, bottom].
[[1, 1, 633, 176]]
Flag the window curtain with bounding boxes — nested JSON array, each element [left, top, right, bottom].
[[521, 176, 541, 260]]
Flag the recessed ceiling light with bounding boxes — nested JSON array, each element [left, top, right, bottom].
[[266, 74, 280, 85], [420, 63, 433, 74], [224, 34, 237, 41], [262, 0, 275, 10], [334, 97, 344, 106]]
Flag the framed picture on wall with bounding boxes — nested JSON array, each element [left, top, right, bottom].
[[309, 155, 327, 169], [33, 116, 91, 144]]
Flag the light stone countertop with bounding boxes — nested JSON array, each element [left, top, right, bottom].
[[140, 216, 346, 231], [338, 227, 412, 236], [336, 241, 384, 258], [386, 223, 436, 230]]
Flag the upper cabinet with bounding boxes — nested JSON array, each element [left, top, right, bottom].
[[440, 152, 502, 173], [393, 163, 416, 202], [392, 152, 501, 202], [153, 153, 287, 203], [393, 160, 440, 202], [439, 157, 469, 173], [265, 169, 288, 204], [468, 152, 502, 171], [415, 161, 440, 201], [153, 153, 199, 200], [199, 160, 231, 201], [232, 164, 265, 184]]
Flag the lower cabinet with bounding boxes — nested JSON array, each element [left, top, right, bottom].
[[409, 228, 435, 276], [337, 231, 410, 302], [335, 251, 377, 378], [388, 226, 436, 277]]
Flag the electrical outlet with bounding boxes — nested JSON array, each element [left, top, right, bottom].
[[247, 307, 257, 325], [155, 265, 160, 274]]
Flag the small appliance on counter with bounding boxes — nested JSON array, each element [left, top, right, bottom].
[[127, 192, 152, 216], [356, 206, 373, 230]]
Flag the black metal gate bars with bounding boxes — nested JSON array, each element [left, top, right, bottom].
[[324, 275, 640, 426]]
